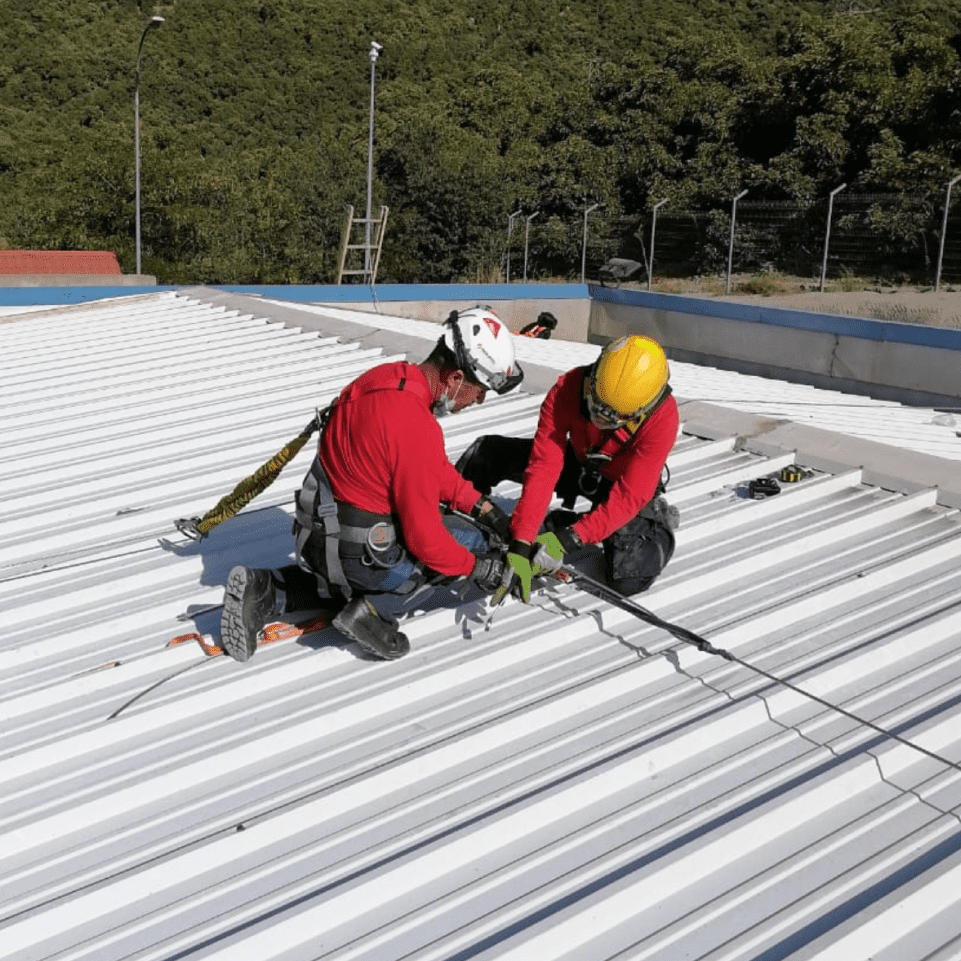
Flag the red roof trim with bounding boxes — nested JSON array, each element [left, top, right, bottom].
[[0, 251, 122, 275]]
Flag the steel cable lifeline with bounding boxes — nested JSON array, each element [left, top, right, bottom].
[[175, 412, 323, 541], [172, 444, 961, 778], [563, 566, 961, 778]]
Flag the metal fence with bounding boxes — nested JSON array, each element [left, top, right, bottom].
[[505, 193, 961, 288]]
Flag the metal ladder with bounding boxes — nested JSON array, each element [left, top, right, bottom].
[[336, 204, 389, 285]]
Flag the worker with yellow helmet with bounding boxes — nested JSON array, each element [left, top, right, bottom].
[[457, 333, 679, 602]]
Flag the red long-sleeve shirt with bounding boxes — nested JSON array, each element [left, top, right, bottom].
[[510, 366, 679, 545], [319, 361, 480, 577]]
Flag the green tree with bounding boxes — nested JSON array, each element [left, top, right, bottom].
[[2, 0, 961, 282]]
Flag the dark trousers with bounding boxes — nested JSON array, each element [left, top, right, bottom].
[[275, 513, 487, 624], [456, 436, 590, 505], [456, 435, 674, 595]]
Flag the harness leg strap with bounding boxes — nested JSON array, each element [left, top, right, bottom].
[[295, 456, 353, 600]]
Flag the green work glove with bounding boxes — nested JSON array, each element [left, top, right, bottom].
[[532, 528, 583, 575], [491, 539, 535, 605]]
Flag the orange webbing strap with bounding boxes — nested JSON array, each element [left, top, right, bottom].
[[166, 614, 334, 657]]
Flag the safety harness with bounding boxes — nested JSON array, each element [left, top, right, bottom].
[[293, 370, 433, 600], [560, 369, 673, 508]]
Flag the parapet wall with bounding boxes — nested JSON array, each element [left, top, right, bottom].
[[231, 282, 593, 344], [589, 286, 961, 407]]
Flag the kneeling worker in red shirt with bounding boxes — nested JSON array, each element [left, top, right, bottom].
[[456, 334, 680, 603], [221, 307, 522, 663]]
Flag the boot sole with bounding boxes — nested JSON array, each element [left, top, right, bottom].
[[353, 633, 410, 660], [220, 567, 261, 662]]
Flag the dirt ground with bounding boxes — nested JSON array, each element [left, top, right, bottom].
[[634, 275, 961, 329]]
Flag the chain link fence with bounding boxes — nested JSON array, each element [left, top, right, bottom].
[[505, 195, 961, 286]]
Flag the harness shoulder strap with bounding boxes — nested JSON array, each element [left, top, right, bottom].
[[580, 379, 673, 460]]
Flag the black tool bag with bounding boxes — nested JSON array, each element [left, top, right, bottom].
[[604, 494, 679, 596]]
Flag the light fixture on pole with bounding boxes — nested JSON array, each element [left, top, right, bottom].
[[936, 174, 961, 292], [523, 211, 538, 283], [365, 40, 382, 280], [506, 209, 522, 284], [134, 15, 164, 277], [820, 183, 847, 292], [581, 203, 599, 283], [648, 198, 667, 291], [726, 189, 748, 294]]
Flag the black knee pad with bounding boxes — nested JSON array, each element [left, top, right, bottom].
[[604, 515, 675, 596]]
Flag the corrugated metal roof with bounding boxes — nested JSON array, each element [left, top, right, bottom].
[[3, 291, 961, 961]]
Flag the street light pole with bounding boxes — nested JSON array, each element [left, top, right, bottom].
[[820, 183, 847, 292], [935, 174, 961, 293], [523, 212, 538, 283], [365, 40, 382, 281], [506, 209, 522, 284], [134, 16, 163, 277], [581, 203, 599, 283], [726, 189, 748, 294], [648, 198, 667, 291]]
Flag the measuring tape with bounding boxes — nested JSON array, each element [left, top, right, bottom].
[[779, 465, 808, 483]]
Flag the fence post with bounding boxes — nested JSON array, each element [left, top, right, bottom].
[[648, 199, 668, 291], [506, 209, 522, 284], [523, 212, 538, 283], [581, 204, 599, 283], [726, 190, 748, 294], [936, 174, 961, 292], [820, 183, 847, 292]]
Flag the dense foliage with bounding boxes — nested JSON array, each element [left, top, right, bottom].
[[1, 0, 960, 283]]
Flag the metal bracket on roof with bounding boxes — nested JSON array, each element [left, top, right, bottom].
[[174, 517, 205, 541]]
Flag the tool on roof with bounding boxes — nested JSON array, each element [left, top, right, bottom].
[[779, 464, 808, 483], [518, 311, 558, 340], [748, 477, 781, 499], [175, 412, 323, 541]]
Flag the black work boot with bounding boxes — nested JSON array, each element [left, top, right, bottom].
[[221, 566, 277, 662], [332, 597, 410, 660]]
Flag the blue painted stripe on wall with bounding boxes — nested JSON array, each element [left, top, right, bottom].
[[0, 282, 588, 308], [218, 283, 589, 302], [0, 286, 176, 306], [589, 284, 961, 352]]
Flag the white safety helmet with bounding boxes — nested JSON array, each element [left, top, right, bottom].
[[442, 306, 523, 394]]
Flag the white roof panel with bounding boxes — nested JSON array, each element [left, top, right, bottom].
[[3, 291, 961, 961]]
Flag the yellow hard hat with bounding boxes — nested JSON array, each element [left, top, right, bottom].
[[589, 335, 669, 422]]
